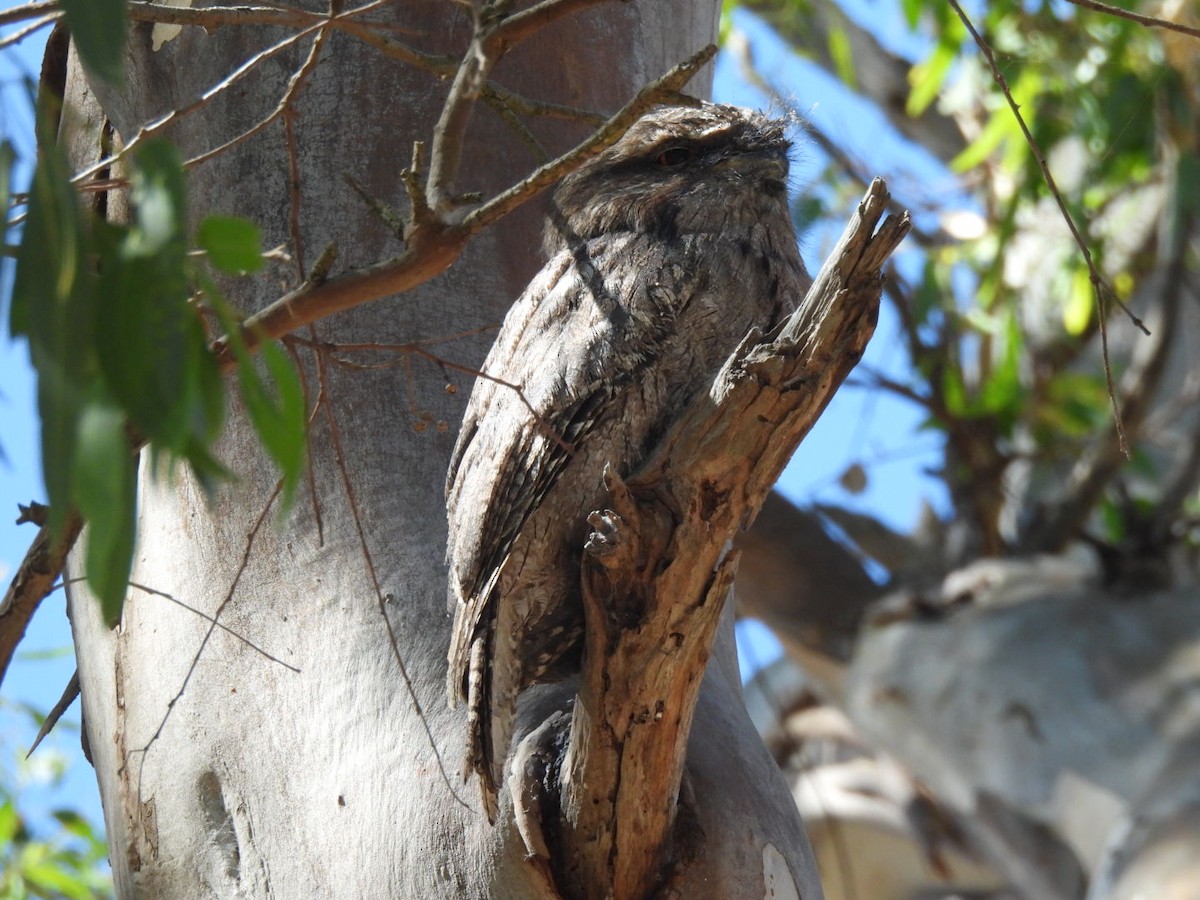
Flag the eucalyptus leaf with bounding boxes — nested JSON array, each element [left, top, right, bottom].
[[13, 125, 97, 534], [198, 215, 264, 274], [73, 396, 137, 625], [59, 0, 128, 86], [238, 341, 307, 510]]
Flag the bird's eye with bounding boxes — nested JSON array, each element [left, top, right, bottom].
[[655, 146, 692, 167]]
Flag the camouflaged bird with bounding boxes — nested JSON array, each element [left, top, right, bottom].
[[446, 102, 811, 820]]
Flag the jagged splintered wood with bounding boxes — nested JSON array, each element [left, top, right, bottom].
[[512, 178, 910, 900]]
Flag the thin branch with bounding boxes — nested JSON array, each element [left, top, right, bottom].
[[0, 1, 55, 29], [283, 109, 307, 276], [283, 335, 327, 546], [310, 338, 470, 810], [0, 506, 82, 691], [334, 19, 458, 77], [425, 0, 506, 214], [128, 581, 300, 672], [0, 12, 58, 50], [482, 92, 552, 164], [947, 0, 1147, 460], [1019, 209, 1191, 553], [286, 331, 574, 453], [72, 23, 320, 186], [124, 2, 322, 29], [125, 480, 283, 799], [462, 43, 716, 232], [72, 0, 398, 187], [482, 82, 606, 127], [1058, 0, 1200, 39], [492, 0, 614, 49]]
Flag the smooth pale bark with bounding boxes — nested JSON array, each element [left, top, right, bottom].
[[846, 558, 1200, 899], [63, 3, 822, 897]]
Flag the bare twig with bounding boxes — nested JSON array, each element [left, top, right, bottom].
[[947, 0, 1147, 460], [333, 20, 458, 77], [0, 1, 55, 29], [126, 2, 322, 30], [1019, 208, 1191, 553], [72, 24, 320, 186], [0, 506, 82, 691], [426, 0, 650, 214], [344, 174, 408, 241], [287, 331, 575, 454], [72, 0, 398, 187], [492, 0, 614, 49], [283, 110, 306, 276], [463, 44, 716, 232], [26, 669, 79, 757], [0, 12, 58, 50], [1059, 0, 1200, 39], [211, 44, 716, 362], [283, 334, 327, 545], [481, 83, 606, 127], [425, 1, 503, 215], [310, 336, 470, 809], [126, 479, 284, 797], [128, 581, 300, 672]]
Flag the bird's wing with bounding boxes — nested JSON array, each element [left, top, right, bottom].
[[445, 233, 701, 699]]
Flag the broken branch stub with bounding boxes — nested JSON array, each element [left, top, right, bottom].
[[534, 178, 910, 900]]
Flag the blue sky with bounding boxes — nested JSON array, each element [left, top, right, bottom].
[[0, 5, 952, 840], [0, 16, 98, 840]]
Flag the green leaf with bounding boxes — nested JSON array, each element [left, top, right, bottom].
[[59, 0, 128, 86], [237, 341, 307, 510], [13, 111, 97, 534], [198, 215, 263, 274], [907, 39, 954, 118], [24, 859, 94, 899], [1170, 151, 1200, 242], [72, 396, 136, 625], [976, 307, 1023, 425], [95, 141, 198, 445], [1062, 264, 1093, 335], [1037, 372, 1107, 438], [127, 140, 189, 256], [0, 800, 17, 845], [950, 70, 1041, 174], [941, 364, 968, 418], [950, 104, 1013, 173], [50, 810, 91, 842], [827, 25, 856, 90]]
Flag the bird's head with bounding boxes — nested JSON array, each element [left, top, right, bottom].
[[546, 102, 794, 252]]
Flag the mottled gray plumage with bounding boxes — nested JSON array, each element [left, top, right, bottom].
[[446, 103, 811, 819]]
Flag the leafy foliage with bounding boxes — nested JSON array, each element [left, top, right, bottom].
[[8, 111, 305, 623], [738, 0, 1194, 557], [0, 789, 112, 899], [57, 0, 128, 86], [0, 702, 111, 900]]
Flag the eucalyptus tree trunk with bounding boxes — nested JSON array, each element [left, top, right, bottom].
[[60, 2, 821, 897]]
